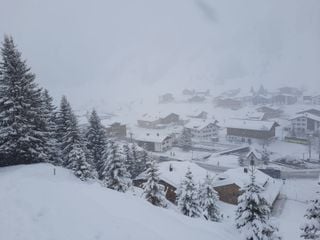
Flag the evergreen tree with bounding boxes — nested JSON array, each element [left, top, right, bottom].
[[55, 95, 93, 181], [101, 141, 131, 192], [41, 89, 60, 165], [235, 166, 280, 240], [301, 193, 320, 239], [177, 168, 201, 218], [142, 157, 167, 207], [178, 128, 192, 151], [68, 143, 93, 181], [123, 143, 134, 178], [0, 35, 47, 166], [85, 109, 106, 175], [199, 174, 220, 222]]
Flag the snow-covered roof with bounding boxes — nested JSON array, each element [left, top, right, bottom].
[[184, 119, 217, 130], [133, 132, 171, 143], [246, 148, 262, 160], [213, 168, 282, 206], [291, 113, 320, 122], [137, 161, 215, 188], [138, 113, 159, 122], [225, 119, 277, 131]]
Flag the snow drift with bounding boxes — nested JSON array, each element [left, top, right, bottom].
[[0, 163, 236, 240]]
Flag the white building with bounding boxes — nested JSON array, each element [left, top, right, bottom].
[[312, 95, 320, 105], [133, 132, 173, 152], [290, 113, 320, 134], [184, 119, 219, 141]]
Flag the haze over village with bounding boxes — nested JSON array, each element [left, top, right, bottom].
[[0, 0, 320, 240]]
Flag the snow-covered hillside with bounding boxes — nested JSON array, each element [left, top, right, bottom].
[[0, 164, 236, 240]]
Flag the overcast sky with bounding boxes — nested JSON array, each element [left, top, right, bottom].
[[0, 0, 319, 108]]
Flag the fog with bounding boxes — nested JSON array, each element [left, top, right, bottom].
[[0, 0, 319, 109]]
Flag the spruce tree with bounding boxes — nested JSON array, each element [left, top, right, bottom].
[[55, 96, 93, 180], [85, 109, 106, 175], [68, 143, 93, 181], [301, 193, 320, 239], [177, 168, 201, 218], [0, 35, 47, 166], [142, 157, 167, 207], [123, 143, 134, 178], [41, 89, 60, 165], [101, 141, 131, 192], [199, 174, 220, 222], [235, 166, 280, 240], [178, 128, 192, 151]]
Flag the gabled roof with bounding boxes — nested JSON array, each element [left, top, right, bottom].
[[136, 161, 214, 188], [133, 132, 171, 143], [184, 119, 218, 131], [291, 113, 320, 122], [297, 109, 320, 117], [225, 119, 279, 131], [213, 168, 282, 206]]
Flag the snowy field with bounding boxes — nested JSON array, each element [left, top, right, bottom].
[[0, 164, 237, 240]]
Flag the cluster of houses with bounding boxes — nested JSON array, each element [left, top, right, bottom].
[[214, 86, 302, 110], [133, 161, 282, 209]]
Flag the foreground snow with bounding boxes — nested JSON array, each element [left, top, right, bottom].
[[0, 164, 236, 240]]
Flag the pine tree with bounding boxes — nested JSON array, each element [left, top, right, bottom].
[[123, 143, 134, 178], [199, 174, 220, 222], [68, 143, 93, 181], [301, 193, 320, 239], [142, 157, 167, 207], [0, 35, 48, 166], [55, 95, 93, 181], [101, 141, 131, 192], [235, 166, 280, 240], [177, 168, 201, 218], [41, 89, 60, 165], [85, 109, 106, 176], [178, 128, 192, 151]]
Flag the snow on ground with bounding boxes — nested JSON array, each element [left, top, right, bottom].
[[277, 179, 320, 240], [153, 147, 211, 161], [0, 163, 237, 240], [206, 154, 240, 168]]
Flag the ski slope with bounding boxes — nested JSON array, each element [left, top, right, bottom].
[[0, 163, 237, 240]]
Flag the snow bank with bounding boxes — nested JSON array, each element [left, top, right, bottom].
[[0, 163, 236, 240]]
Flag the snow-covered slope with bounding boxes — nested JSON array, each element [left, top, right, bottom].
[[0, 164, 236, 240]]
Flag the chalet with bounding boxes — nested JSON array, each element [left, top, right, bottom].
[[137, 113, 181, 129], [252, 94, 271, 105], [272, 94, 297, 105], [297, 109, 320, 117], [160, 113, 180, 125], [188, 111, 208, 119], [137, 115, 162, 129], [105, 122, 127, 139], [133, 132, 173, 152], [214, 97, 242, 110], [184, 119, 219, 141], [134, 161, 214, 203], [256, 106, 282, 120], [226, 119, 279, 143], [213, 168, 281, 206], [290, 113, 320, 135]]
